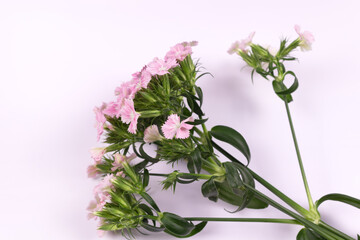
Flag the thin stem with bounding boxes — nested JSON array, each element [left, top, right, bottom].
[[319, 221, 354, 240], [185, 217, 300, 225], [284, 99, 315, 211], [148, 172, 212, 180], [211, 140, 309, 216], [244, 183, 341, 240]]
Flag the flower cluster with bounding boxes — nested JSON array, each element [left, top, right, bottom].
[[88, 41, 205, 237], [93, 41, 198, 139]]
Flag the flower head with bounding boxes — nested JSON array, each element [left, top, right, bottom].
[[144, 125, 163, 143], [103, 101, 121, 118], [165, 43, 193, 62], [94, 103, 107, 141], [228, 32, 255, 54], [147, 57, 178, 76], [120, 99, 140, 134], [111, 153, 136, 172], [294, 25, 315, 51], [161, 114, 194, 139], [87, 164, 100, 179], [131, 66, 152, 90], [90, 147, 106, 163]]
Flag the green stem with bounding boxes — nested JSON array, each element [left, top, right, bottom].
[[244, 183, 341, 240], [148, 172, 212, 180], [185, 217, 300, 225], [284, 99, 315, 212], [211, 140, 309, 217], [319, 221, 354, 240]]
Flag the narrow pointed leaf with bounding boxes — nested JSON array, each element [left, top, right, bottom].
[[315, 193, 360, 209], [201, 178, 219, 202], [165, 221, 207, 238], [275, 71, 299, 95], [142, 169, 149, 187], [139, 143, 159, 163], [210, 125, 251, 164], [272, 80, 293, 102], [141, 192, 160, 212], [140, 222, 165, 232], [161, 212, 195, 236]]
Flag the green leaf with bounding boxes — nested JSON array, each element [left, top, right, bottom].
[[186, 118, 208, 125], [194, 86, 203, 107], [189, 148, 203, 173], [141, 192, 161, 212], [223, 162, 243, 189], [315, 193, 360, 209], [139, 203, 156, 225], [357, 234, 359, 240], [201, 178, 219, 202], [161, 212, 195, 236], [140, 221, 165, 232], [246, 196, 269, 209], [165, 221, 207, 238], [210, 125, 251, 165], [142, 169, 149, 188], [296, 228, 326, 240], [272, 80, 293, 102], [139, 143, 159, 163], [275, 71, 299, 95]]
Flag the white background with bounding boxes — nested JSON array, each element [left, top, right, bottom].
[[1, 0, 360, 239]]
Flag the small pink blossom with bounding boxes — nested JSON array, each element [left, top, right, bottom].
[[103, 101, 121, 118], [87, 164, 100, 178], [94, 174, 116, 196], [131, 66, 152, 90], [294, 25, 315, 51], [120, 99, 140, 134], [165, 43, 193, 62], [144, 125, 163, 143], [147, 57, 178, 76], [94, 103, 107, 141], [228, 32, 255, 54], [90, 147, 106, 163], [111, 153, 136, 171], [115, 81, 135, 106], [161, 114, 194, 139]]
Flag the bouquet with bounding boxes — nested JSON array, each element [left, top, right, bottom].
[[87, 26, 360, 239]]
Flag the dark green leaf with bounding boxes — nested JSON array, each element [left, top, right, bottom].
[[187, 159, 195, 173], [246, 196, 269, 209], [134, 160, 148, 173], [139, 204, 155, 225], [165, 221, 207, 238], [194, 86, 203, 107], [296, 228, 326, 240], [142, 169, 149, 188], [315, 193, 360, 209], [272, 80, 293, 102], [141, 192, 160, 212], [210, 125, 251, 165], [189, 148, 203, 173], [186, 118, 208, 125], [357, 234, 359, 240], [275, 71, 299, 95], [161, 212, 195, 236], [201, 178, 219, 202], [139, 143, 159, 163], [223, 162, 242, 189], [140, 221, 165, 232]]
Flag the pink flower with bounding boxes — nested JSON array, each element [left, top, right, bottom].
[[147, 57, 178, 76], [161, 114, 194, 139], [94, 103, 107, 141], [294, 25, 315, 51], [228, 32, 255, 54], [120, 99, 140, 134], [131, 66, 152, 90], [165, 43, 193, 62], [87, 164, 100, 178], [111, 153, 136, 172], [103, 101, 121, 118], [144, 125, 163, 143], [94, 174, 116, 196], [90, 147, 106, 163], [115, 81, 135, 104]]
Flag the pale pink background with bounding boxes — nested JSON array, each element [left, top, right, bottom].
[[1, 0, 360, 239]]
